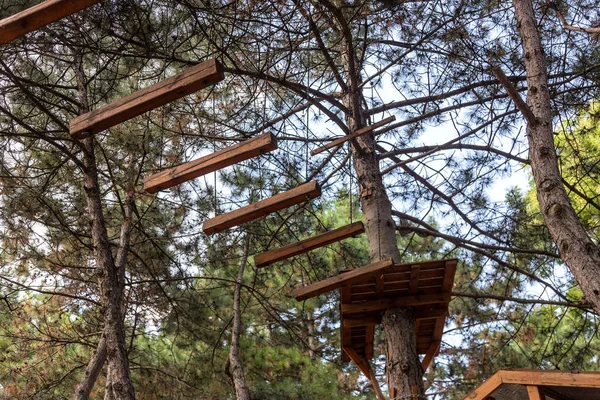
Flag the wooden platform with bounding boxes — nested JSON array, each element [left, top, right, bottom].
[[144, 133, 277, 193], [254, 221, 364, 268], [0, 0, 102, 44], [340, 259, 456, 369], [70, 59, 224, 138], [202, 181, 321, 235], [292, 258, 457, 371], [464, 369, 600, 400]]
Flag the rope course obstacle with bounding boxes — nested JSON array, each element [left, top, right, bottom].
[[253, 221, 365, 268], [70, 59, 224, 138], [292, 258, 457, 399], [0, 0, 103, 44], [144, 132, 278, 193]]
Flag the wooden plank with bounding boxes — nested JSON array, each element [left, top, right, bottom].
[[409, 264, 420, 295], [340, 293, 446, 314], [254, 221, 365, 267], [292, 258, 394, 301], [527, 386, 545, 400], [441, 260, 458, 298], [203, 181, 320, 235], [70, 59, 224, 138], [310, 116, 396, 156], [0, 0, 102, 44], [421, 340, 440, 372], [365, 325, 374, 359], [144, 133, 277, 193], [341, 285, 351, 363], [500, 369, 600, 388], [342, 315, 381, 328]]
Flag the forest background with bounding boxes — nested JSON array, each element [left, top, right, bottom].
[[1, 0, 600, 399]]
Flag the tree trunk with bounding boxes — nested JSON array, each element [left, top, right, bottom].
[[513, 0, 600, 314], [333, 5, 425, 396], [74, 50, 135, 400], [228, 236, 251, 400], [74, 336, 107, 400]]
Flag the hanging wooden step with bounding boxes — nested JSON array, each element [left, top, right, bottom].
[[291, 258, 394, 301], [310, 115, 396, 156], [144, 133, 277, 193], [70, 58, 224, 138], [0, 0, 102, 44], [253, 221, 364, 268], [202, 181, 321, 235]]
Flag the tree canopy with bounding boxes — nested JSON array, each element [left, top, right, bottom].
[[1, 0, 600, 399]]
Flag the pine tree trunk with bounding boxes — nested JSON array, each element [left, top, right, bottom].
[[228, 236, 251, 400], [74, 51, 135, 400], [335, 9, 425, 395], [513, 0, 600, 314], [74, 336, 107, 400]]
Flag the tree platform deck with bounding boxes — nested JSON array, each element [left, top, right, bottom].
[[70, 58, 224, 138], [0, 0, 102, 44], [144, 133, 277, 193], [292, 258, 457, 372]]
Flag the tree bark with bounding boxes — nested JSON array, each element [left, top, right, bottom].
[[73, 50, 135, 399], [513, 0, 600, 314], [74, 336, 107, 400], [330, 3, 425, 397], [228, 236, 251, 400], [382, 308, 422, 399]]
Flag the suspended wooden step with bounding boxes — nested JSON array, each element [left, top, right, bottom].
[[70, 58, 224, 139], [292, 258, 393, 301], [253, 221, 364, 268], [144, 133, 277, 194], [310, 115, 396, 156], [202, 181, 321, 235], [292, 258, 457, 373], [0, 0, 102, 44]]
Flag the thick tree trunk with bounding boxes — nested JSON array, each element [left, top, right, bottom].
[[513, 0, 600, 314], [228, 236, 251, 400], [334, 7, 425, 396], [382, 308, 422, 399]]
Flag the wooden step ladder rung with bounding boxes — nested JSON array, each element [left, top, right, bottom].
[[253, 221, 364, 268], [144, 132, 277, 193], [202, 181, 320, 235], [70, 58, 224, 138], [0, 0, 103, 45]]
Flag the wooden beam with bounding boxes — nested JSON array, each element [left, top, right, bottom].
[[292, 258, 393, 301], [310, 116, 396, 156], [463, 370, 503, 400], [342, 315, 381, 328], [343, 347, 385, 400], [526, 386, 545, 400], [70, 59, 224, 138], [500, 369, 600, 388], [203, 181, 320, 235], [421, 340, 441, 372], [340, 293, 446, 314], [144, 133, 277, 193], [254, 221, 364, 267], [0, 0, 102, 44], [409, 264, 420, 295]]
